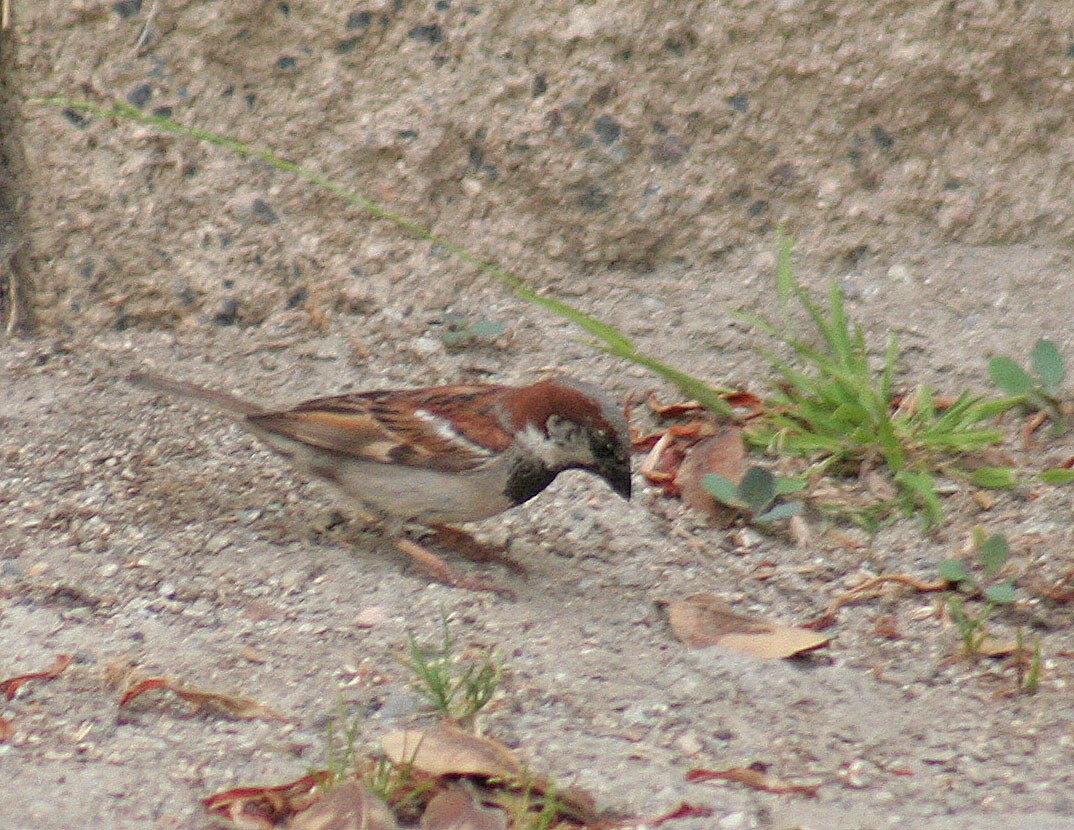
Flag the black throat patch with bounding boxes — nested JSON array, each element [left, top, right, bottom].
[[505, 457, 559, 506]]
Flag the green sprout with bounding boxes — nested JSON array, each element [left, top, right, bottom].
[[703, 466, 805, 526], [989, 338, 1068, 434]]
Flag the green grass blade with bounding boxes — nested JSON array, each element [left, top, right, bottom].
[[895, 470, 944, 529], [1039, 468, 1074, 484], [30, 98, 743, 419]]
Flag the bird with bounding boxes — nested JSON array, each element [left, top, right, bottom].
[[127, 371, 632, 594]]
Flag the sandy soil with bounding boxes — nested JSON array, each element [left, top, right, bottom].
[[5, 2, 1074, 829]]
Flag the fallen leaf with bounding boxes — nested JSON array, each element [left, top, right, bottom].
[[0, 654, 73, 700], [421, 786, 506, 830], [119, 677, 287, 722], [290, 780, 399, 830], [724, 390, 765, 416], [666, 594, 828, 658], [639, 419, 720, 494], [643, 802, 715, 825], [0, 716, 13, 743], [687, 764, 820, 797], [675, 428, 746, 521], [381, 725, 522, 780], [976, 638, 1019, 658], [205, 771, 331, 829], [645, 393, 707, 418]]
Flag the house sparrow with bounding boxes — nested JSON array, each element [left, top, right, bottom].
[[128, 371, 632, 593]]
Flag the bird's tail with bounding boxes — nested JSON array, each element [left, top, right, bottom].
[[127, 371, 266, 417]]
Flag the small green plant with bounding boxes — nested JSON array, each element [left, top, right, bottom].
[[703, 466, 805, 526], [501, 774, 569, 830], [939, 531, 1017, 658], [938, 530, 1017, 603], [399, 621, 502, 727], [322, 697, 365, 784], [440, 313, 506, 348], [741, 235, 1018, 529], [1015, 627, 1044, 695], [989, 338, 1068, 434]]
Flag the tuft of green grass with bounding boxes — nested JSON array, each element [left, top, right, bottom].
[[989, 338, 1068, 435], [399, 620, 502, 728], [740, 234, 1019, 528], [322, 696, 365, 785], [502, 774, 569, 830]]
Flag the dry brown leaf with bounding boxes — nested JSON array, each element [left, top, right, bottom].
[[0, 654, 73, 700], [642, 802, 716, 826], [687, 764, 820, 797], [204, 771, 331, 829], [976, 638, 1020, 658], [666, 593, 828, 658], [0, 716, 13, 743], [119, 677, 287, 722], [289, 780, 399, 830], [645, 393, 706, 418], [381, 725, 522, 780], [420, 786, 507, 830], [675, 427, 746, 521]]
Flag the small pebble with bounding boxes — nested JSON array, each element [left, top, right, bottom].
[[355, 606, 387, 628]]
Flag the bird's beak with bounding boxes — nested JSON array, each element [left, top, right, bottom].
[[603, 458, 632, 500]]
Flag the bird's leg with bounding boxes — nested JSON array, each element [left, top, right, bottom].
[[426, 525, 526, 574], [393, 537, 515, 597]]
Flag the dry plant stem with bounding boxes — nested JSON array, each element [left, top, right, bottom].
[[826, 574, 948, 616], [394, 538, 514, 597]]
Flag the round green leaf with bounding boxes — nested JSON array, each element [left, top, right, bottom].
[[756, 502, 802, 523], [738, 466, 776, 513], [774, 476, 808, 496], [702, 473, 742, 507], [983, 583, 1017, 604], [937, 559, 971, 584], [468, 320, 506, 338], [978, 534, 1009, 577], [988, 356, 1034, 396], [1031, 338, 1066, 393]]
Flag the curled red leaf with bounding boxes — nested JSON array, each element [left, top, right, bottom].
[[0, 654, 73, 700]]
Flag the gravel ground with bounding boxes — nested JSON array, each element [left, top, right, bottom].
[[4, 246, 1074, 829]]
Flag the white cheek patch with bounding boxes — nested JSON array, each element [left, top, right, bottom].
[[517, 421, 593, 468]]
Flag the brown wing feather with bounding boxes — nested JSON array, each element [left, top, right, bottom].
[[247, 385, 514, 473]]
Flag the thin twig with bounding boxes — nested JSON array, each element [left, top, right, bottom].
[[825, 573, 948, 617], [1, 0, 10, 32]]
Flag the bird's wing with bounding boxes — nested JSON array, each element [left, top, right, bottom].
[[247, 385, 515, 473]]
